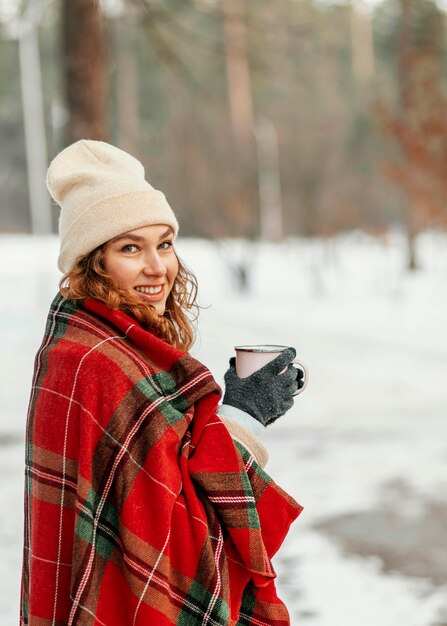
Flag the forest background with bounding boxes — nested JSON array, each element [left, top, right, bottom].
[[1, 0, 446, 271], [1, 2, 447, 623]]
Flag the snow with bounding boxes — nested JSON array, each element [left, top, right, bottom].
[[1, 231, 446, 625]]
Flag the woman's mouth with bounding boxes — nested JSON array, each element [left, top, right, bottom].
[[134, 285, 165, 302], [135, 285, 163, 295]]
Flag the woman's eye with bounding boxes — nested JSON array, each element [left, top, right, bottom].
[[121, 244, 138, 253], [159, 240, 173, 250]]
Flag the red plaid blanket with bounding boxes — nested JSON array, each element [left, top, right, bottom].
[[21, 294, 302, 625]]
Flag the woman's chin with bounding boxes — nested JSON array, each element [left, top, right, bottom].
[[134, 292, 166, 315]]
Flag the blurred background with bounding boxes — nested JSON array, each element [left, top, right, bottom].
[[0, 0, 446, 624]]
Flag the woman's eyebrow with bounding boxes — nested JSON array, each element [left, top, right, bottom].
[[110, 234, 145, 243], [159, 227, 173, 240], [111, 228, 173, 244]]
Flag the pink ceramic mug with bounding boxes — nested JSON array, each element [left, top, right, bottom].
[[234, 344, 308, 396]]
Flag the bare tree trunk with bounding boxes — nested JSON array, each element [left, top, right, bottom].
[[115, 11, 140, 156], [221, 0, 257, 237], [406, 218, 418, 270], [255, 118, 283, 241], [63, 0, 107, 142], [397, 0, 412, 112], [397, 0, 419, 270], [350, 3, 375, 107], [221, 0, 253, 150]]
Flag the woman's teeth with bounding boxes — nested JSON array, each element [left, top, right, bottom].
[[135, 286, 163, 295]]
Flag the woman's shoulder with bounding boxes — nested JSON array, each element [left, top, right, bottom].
[[43, 293, 171, 382], [44, 293, 112, 349], [42, 293, 131, 368]]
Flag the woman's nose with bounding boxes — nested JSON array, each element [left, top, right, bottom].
[[142, 252, 167, 277]]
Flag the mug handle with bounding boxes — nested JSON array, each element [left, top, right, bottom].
[[292, 359, 308, 396]]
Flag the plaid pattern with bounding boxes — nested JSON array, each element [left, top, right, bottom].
[[21, 294, 302, 625]]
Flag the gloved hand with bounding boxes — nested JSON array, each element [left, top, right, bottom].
[[296, 366, 305, 390], [223, 347, 298, 427]]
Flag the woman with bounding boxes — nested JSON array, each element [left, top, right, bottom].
[[21, 140, 303, 626]]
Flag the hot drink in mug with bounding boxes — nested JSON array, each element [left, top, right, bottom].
[[234, 344, 308, 396]]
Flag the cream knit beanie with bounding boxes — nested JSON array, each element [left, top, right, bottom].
[[46, 139, 179, 273]]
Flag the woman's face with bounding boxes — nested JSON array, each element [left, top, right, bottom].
[[102, 224, 179, 315]]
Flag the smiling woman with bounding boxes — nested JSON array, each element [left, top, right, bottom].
[[60, 221, 195, 350], [102, 225, 179, 315], [20, 140, 303, 626]]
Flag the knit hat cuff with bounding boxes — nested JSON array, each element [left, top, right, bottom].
[[58, 189, 179, 274]]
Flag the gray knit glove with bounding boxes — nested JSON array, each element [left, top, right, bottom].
[[223, 347, 298, 427]]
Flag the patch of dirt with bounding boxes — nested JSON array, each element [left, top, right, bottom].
[[314, 478, 447, 586]]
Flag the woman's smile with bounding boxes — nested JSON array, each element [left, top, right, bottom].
[[134, 284, 165, 301]]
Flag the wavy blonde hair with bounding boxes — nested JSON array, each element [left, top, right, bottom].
[[59, 244, 198, 351]]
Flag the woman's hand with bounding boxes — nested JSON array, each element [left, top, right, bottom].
[[222, 347, 299, 426]]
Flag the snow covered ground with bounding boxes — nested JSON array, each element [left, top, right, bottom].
[[1, 231, 446, 625]]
